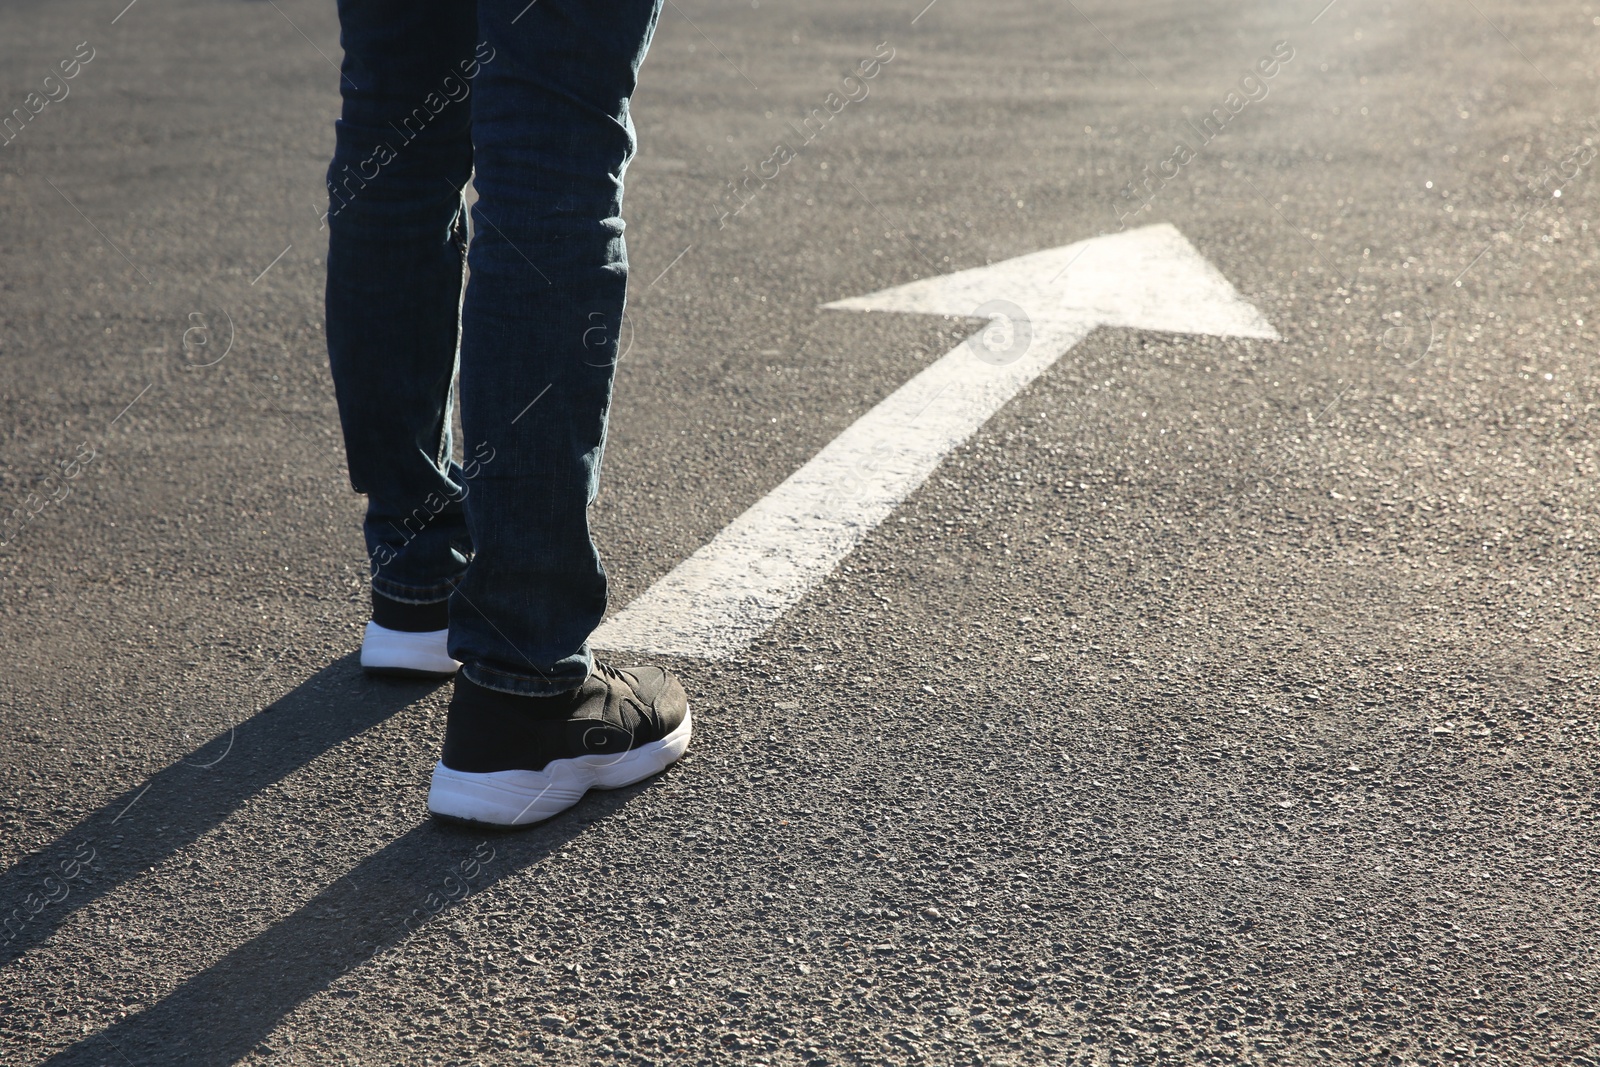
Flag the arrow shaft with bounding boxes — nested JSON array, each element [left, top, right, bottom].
[[593, 317, 1094, 657]]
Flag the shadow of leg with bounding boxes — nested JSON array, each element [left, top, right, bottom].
[[1, 655, 443, 965], [35, 802, 634, 1065]]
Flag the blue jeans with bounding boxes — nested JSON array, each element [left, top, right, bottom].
[[325, 0, 662, 696]]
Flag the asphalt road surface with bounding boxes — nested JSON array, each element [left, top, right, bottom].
[[3, 0, 1599, 1063]]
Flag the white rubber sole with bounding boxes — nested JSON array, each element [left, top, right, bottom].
[[427, 706, 693, 826], [360, 621, 460, 676]]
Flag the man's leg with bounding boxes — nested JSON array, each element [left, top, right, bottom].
[[446, 0, 663, 695], [426, 0, 691, 828], [325, 0, 478, 669]]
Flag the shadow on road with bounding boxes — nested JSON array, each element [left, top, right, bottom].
[[38, 797, 631, 1066], [0, 654, 440, 965]]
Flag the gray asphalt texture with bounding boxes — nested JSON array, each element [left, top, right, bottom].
[[3, 0, 1599, 1063]]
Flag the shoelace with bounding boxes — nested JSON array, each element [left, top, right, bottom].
[[595, 662, 630, 685], [594, 662, 655, 730]]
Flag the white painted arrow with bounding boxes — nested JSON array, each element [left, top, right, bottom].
[[593, 223, 1277, 658]]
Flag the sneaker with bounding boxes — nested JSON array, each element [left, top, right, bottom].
[[427, 664, 692, 827], [360, 591, 460, 677]]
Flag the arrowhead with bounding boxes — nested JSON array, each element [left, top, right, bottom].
[[822, 223, 1279, 340]]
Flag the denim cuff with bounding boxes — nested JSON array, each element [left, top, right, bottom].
[[370, 574, 459, 604], [461, 655, 590, 698]]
